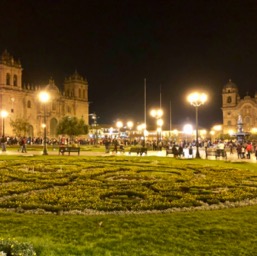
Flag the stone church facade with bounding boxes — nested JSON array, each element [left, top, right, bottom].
[[0, 50, 89, 138], [222, 79, 257, 134]]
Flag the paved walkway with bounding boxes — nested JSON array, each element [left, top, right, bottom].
[[1, 147, 256, 163]]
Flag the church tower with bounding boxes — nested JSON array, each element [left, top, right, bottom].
[[221, 80, 240, 134], [0, 50, 24, 135], [0, 50, 22, 90], [222, 79, 239, 107], [64, 71, 89, 124]]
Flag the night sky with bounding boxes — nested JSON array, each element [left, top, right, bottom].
[[1, 0, 257, 129]]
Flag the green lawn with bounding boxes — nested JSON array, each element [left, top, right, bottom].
[[1, 206, 257, 255], [0, 155, 256, 255]]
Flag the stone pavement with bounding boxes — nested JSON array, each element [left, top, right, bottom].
[[0, 147, 256, 163]]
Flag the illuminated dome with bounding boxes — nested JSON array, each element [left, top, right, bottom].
[[223, 79, 238, 89], [45, 79, 60, 94]]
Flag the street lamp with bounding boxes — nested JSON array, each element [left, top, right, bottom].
[[39, 91, 50, 155], [187, 92, 207, 158], [116, 121, 123, 138], [156, 118, 163, 142], [1, 110, 8, 152], [127, 121, 133, 142], [150, 108, 163, 143], [90, 113, 99, 144], [1, 110, 8, 137], [183, 124, 193, 144]]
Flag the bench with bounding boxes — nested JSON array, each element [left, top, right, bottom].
[[129, 147, 147, 156], [166, 149, 174, 156], [166, 147, 185, 157], [59, 146, 80, 155], [216, 149, 227, 159], [109, 145, 125, 153], [205, 149, 227, 159]]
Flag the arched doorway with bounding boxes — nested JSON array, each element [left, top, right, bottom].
[[50, 118, 58, 137], [28, 125, 34, 138]]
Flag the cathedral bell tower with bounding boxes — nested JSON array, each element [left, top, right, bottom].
[[64, 71, 89, 124], [222, 79, 239, 107], [222, 79, 240, 134], [0, 50, 22, 90]]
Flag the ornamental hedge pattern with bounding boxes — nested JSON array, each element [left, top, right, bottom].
[[0, 156, 257, 213]]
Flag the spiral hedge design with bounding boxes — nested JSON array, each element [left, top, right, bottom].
[[0, 156, 256, 213]]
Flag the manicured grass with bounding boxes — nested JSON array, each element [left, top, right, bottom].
[[1, 205, 257, 255], [0, 155, 257, 255]]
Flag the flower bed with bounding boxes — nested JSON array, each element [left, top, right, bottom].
[[0, 238, 36, 256], [0, 157, 257, 213]]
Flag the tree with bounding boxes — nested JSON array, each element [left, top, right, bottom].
[[57, 116, 88, 141], [10, 118, 31, 137]]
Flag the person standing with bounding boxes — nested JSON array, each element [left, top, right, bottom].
[[241, 146, 245, 159], [188, 145, 193, 158], [246, 142, 252, 159], [1, 136, 6, 152], [236, 144, 242, 159], [103, 137, 111, 153], [21, 137, 27, 153], [18, 137, 27, 153]]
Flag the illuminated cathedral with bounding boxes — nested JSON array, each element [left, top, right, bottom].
[[0, 50, 89, 138], [222, 79, 257, 134]]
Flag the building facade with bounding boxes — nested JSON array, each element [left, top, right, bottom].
[[222, 79, 257, 134], [0, 50, 89, 138]]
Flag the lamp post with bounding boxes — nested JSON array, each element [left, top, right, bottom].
[[116, 121, 123, 138], [187, 92, 207, 158], [90, 113, 99, 144], [156, 118, 163, 142], [1, 110, 8, 137], [1, 110, 8, 152], [183, 124, 193, 144], [127, 121, 133, 143], [150, 109, 163, 143], [39, 91, 50, 155]]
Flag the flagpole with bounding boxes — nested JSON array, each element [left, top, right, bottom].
[[170, 100, 172, 138], [160, 84, 162, 109], [144, 78, 146, 127]]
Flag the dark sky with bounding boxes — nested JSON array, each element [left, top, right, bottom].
[[1, 0, 257, 129]]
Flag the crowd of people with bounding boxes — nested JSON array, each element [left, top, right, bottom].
[[101, 136, 257, 160], [1, 134, 257, 160]]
